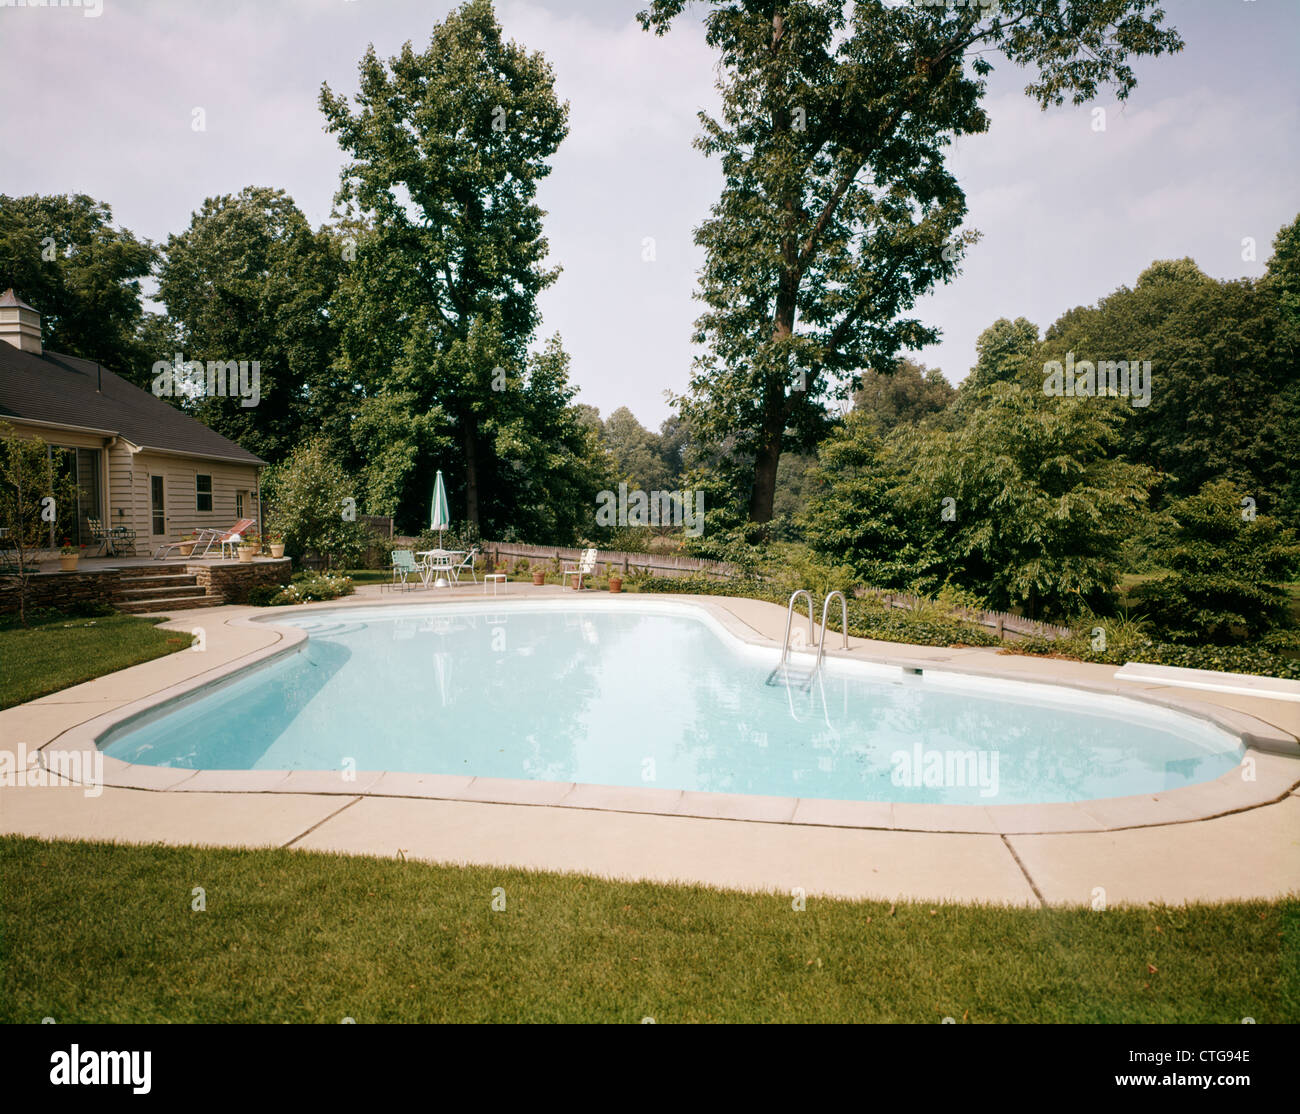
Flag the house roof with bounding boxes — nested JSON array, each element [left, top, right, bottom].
[[0, 343, 265, 466]]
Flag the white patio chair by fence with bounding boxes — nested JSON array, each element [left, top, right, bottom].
[[562, 547, 597, 590], [449, 546, 480, 585]]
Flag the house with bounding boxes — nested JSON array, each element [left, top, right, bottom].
[[0, 289, 264, 553]]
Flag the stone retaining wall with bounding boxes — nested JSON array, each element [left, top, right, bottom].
[[0, 559, 291, 615], [192, 560, 291, 604], [0, 569, 125, 614]]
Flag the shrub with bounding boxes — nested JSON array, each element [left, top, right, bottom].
[[270, 573, 355, 605], [247, 585, 283, 607], [1136, 479, 1300, 644], [262, 441, 370, 570]]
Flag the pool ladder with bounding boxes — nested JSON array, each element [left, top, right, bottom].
[[765, 590, 849, 690]]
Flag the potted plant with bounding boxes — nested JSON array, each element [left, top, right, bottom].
[[59, 538, 83, 572], [237, 533, 260, 563], [608, 570, 623, 593], [265, 530, 285, 559], [177, 531, 198, 557], [531, 566, 547, 586]]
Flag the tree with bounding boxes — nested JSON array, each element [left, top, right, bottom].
[[0, 194, 156, 380], [487, 337, 614, 543], [601, 407, 679, 492], [1136, 480, 1300, 645], [155, 186, 340, 463], [1265, 213, 1300, 350], [0, 422, 77, 628], [320, 0, 568, 531], [1036, 249, 1300, 522], [853, 357, 956, 431], [960, 317, 1039, 396], [640, 0, 1182, 524]]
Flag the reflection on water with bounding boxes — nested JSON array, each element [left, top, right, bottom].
[[103, 607, 1244, 805]]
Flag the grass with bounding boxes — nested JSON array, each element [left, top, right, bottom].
[[1, 836, 1294, 1023], [0, 612, 190, 709]]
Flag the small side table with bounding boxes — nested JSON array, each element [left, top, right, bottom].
[[483, 573, 507, 596]]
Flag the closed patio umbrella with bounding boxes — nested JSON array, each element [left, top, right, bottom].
[[431, 470, 450, 543], [430, 470, 452, 587]]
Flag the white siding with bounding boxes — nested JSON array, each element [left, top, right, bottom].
[[133, 452, 259, 542]]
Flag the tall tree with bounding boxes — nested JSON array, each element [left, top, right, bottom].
[[320, 0, 568, 530], [155, 186, 339, 462], [0, 194, 155, 378], [640, 0, 1182, 523]]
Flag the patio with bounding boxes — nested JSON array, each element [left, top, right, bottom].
[[0, 554, 291, 614]]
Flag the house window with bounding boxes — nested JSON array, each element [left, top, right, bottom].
[[236, 492, 244, 518], [196, 474, 213, 512], [150, 476, 165, 535]]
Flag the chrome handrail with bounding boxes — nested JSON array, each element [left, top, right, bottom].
[[815, 590, 849, 671], [780, 589, 815, 666]]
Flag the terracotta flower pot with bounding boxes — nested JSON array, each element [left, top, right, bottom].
[[237, 544, 257, 563], [531, 570, 546, 586], [59, 555, 80, 572], [608, 577, 623, 594], [269, 544, 285, 558], [178, 543, 195, 557]]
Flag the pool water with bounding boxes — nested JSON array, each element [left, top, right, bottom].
[[101, 601, 1244, 805]]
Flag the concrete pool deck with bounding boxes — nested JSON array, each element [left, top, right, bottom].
[[2, 584, 1298, 906]]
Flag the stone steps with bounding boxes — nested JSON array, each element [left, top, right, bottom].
[[116, 594, 223, 614], [116, 568, 218, 614]]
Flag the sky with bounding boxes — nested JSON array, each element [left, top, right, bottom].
[[1, 0, 1297, 429]]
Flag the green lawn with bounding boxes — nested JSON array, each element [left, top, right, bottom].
[[0, 613, 190, 709], [1, 837, 1294, 1023]]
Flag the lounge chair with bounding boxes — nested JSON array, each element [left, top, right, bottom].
[[449, 546, 480, 585], [154, 518, 255, 560], [214, 519, 257, 559], [154, 528, 215, 560], [561, 547, 597, 590]]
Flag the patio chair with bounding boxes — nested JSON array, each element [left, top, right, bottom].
[[449, 546, 480, 585], [390, 549, 422, 590], [561, 547, 598, 590], [87, 516, 113, 557]]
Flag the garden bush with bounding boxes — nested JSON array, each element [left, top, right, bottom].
[[269, 572, 355, 605], [247, 585, 283, 607]]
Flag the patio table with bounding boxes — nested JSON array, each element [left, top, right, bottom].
[[416, 549, 465, 588]]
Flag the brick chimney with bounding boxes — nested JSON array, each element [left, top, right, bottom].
[[0, 289, 42, 354]]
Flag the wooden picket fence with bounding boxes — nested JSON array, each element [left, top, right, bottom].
[[482, 540, 737, 580], [475, 540, 1074, 643]]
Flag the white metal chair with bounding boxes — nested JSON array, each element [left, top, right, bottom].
[[449, 546, 480, 585], [562, 547, 597, 590]]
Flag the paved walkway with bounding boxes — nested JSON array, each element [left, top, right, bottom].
[[2, 584, 1297, 906]]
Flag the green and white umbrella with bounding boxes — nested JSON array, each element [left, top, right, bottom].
[[430, 469, 450, 545]]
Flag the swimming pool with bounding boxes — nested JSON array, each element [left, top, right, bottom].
[[99, 600, 1244, 806]]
